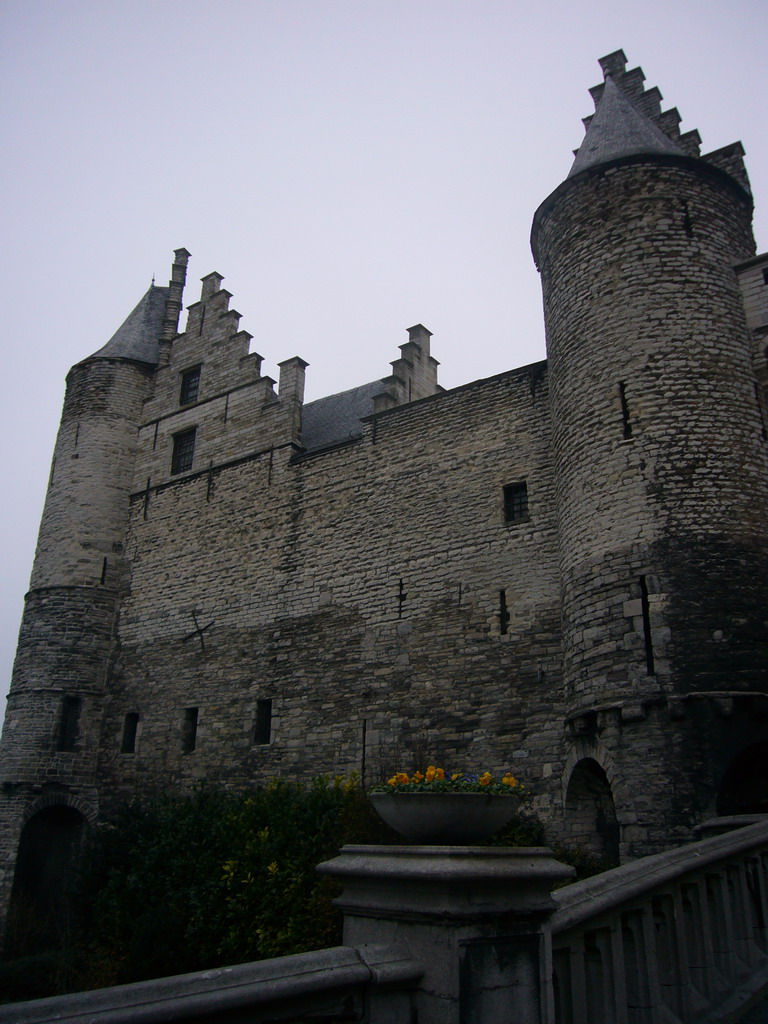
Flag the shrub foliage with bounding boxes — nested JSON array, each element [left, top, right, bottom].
[[0, 776, 604, 1001], [2, 777, 386, 998]]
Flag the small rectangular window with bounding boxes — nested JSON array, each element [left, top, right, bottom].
[[180, 365, 201, 405], [171, 427, 197, 475], [618, 382, 633, 439], [57, 695, 81, 752], [182, 707, 198, 753], [499, 590, 510, 635], [503, 482, 529, 523], [639, 576, 655, 676], [254, 699, 273, 745], [121, 712, 140, 754]]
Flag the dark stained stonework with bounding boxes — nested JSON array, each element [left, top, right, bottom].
[[1, 51, 767, 935]]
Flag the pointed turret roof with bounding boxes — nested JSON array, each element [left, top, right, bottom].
[[568, 74, 684, 178], [89, 283, 169, 364]]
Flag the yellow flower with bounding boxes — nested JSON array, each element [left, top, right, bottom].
[[411, 771, 425, 783], [479, 772, 493, 786], [502, 773, 517, 787], [451, 773, 463, 782]]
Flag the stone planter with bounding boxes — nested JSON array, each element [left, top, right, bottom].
[[369, 791, 521, 844]]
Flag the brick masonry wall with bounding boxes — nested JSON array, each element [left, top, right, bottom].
[[0, 356, 153, 927], [137, 275, 303, 490], [31, 358, 155, 589], [737, 253, 768, 434], [94, 364, 566, 817], [4, 116, 768, 926], [534, 157, 768, 703], [532, 155, 768, 854]]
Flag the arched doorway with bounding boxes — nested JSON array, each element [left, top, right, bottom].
[[6, 804, 88, 957], [564, 758, 620, 864], [717, 742, 768, 816]]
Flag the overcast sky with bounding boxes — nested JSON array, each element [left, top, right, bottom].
[[1, 0, 766, 721]]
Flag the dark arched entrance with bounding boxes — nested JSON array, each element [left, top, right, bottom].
[[565, 758, 620, 864], [717, 742, 768, 816], [6, 804, 88, 956]]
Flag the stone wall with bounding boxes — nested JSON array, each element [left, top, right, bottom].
[[534, 157, 768, 702], [95, 360, 565, 813], [2, 54, 768, 931]]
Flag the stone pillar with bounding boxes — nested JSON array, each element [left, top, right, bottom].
[[277, 356, 308, 447], [318, 845, 574, 1024]]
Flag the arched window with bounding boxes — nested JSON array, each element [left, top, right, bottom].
[[564, 758, 620, 864]]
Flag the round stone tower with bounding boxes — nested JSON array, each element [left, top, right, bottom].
[[0, 251, 188, 936], [531, 52, 768, 854]]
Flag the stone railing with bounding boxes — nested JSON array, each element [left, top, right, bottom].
[[551, 818, 768, 1024], [0, 846, 574, 1024], [0, 944, 422, 1023], [3, 824, 768, 1024]]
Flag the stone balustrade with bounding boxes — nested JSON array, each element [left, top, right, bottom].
[[0, 944, 421, 1024], [551, 818, 768, 1023], [3, 823, 768, 1023]]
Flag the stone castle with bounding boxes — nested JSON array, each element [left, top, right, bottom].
[[1, 50, 767, 929]]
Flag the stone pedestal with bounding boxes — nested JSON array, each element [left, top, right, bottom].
[[317, 845, 574, 1024]]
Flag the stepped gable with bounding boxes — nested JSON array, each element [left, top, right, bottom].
[[302, 380, 387, 452], [88, 283, 169, 364], [569, 55, 686, 178], [565, 49, 750, 195]]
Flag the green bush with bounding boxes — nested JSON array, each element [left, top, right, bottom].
[[0, 776, 615, 1000], [67, 776, 384, 989]]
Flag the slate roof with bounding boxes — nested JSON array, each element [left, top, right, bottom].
[[301, 379, 387, 452], [89, 284, 169, 364], [568, 74, 684, 178]]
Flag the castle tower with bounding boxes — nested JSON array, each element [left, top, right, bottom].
[[0, 250, 189, 943], [532, 53, 768, 854]]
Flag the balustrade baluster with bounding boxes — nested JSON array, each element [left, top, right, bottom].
[[671, 886, 709, 1022], [716, 867, 746, 981], [567, 933, 589, 1024], [734, 860, 765, 969], [653, 893, 684, 1019], [585, 925, 618, 1019], [639, 901, 670, 1022], [609, 917, 629, 1024], [695, 876, 727, 1002], [553, 946, 572, 1024], [747, 854, 768, 953]]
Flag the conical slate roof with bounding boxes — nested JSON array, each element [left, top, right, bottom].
[[568, 74, 684, 178], [89, 283, 169, 364]]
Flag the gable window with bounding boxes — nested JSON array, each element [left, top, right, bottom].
[[57, 695, 81, 752], [503, 481, 529, 523], [171, 427, 197, 475], [179, 365, 201, 406]]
